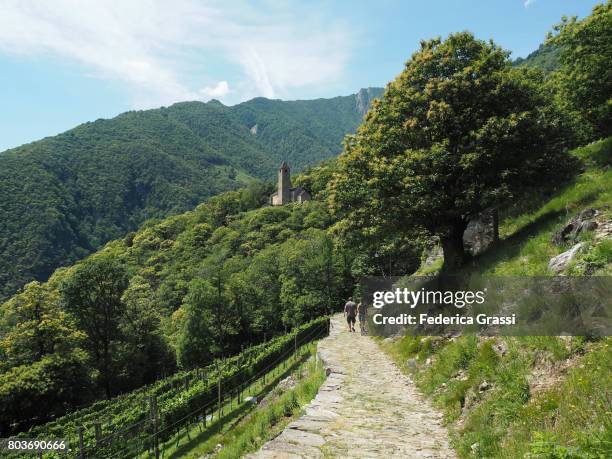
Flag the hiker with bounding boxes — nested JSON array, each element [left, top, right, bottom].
[[344, 297, 357, 332], [357, 302, 367, 335]]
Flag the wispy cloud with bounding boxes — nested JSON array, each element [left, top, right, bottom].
[[524, 0, 536, 8], [200, 81, 230, 98], [0, 0, 352, 108]]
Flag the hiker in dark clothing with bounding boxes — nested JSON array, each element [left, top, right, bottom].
[[344, 297, 357, 332], [357, 302, 367, 335]]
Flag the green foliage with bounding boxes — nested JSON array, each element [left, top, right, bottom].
[[547, 1, 612, 138], [1, 177, 352, 432], [0, 282, 91, 434], [178, 280, 226, 368], [59, 255, 130, 399], [473, 138, 611, 276], [0, 91, 382, 301], [15, 318, 327, 458], [513, 43, 561, 72], [278, 229, 343, 326], [331, 32, 576, 272], [381, 138, 611, 458]]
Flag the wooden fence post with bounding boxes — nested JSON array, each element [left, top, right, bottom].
[[94, 422, 101, 446], [78, 426, 85, 459], [149, 396, 159, 459], [216, 361, 222, 421]]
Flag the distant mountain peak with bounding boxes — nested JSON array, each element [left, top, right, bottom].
[[355, 87, 384, 116]]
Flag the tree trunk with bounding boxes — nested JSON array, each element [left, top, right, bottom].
[[440, 220, 469, 272]]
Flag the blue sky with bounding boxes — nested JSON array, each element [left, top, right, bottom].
[[0, 0, 600, 151]]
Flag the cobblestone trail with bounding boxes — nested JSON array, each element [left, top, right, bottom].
[[247, 314, 456, 458]]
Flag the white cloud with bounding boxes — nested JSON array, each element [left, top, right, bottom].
[[199, 81, 230, 98], [524, 0, 536, 8], [0, 0, 352, 108]]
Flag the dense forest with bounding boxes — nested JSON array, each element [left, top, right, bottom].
[[0, 88, 383, 301], [513, 43, 561, 72], [0, 2, 610, 453]]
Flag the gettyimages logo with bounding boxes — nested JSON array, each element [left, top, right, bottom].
[[362, 275, 611, 337], [372, 287, 487, 309]]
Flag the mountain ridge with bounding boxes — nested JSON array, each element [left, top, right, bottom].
[[0, 88, 383, 300]]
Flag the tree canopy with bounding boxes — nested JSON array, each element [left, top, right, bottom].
[[330, 32, 575, 270], [547, 0, 612, 138]]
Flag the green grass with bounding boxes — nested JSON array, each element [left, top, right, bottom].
[[145, 344, 325, 459], [381, 138, 612, 458], [215, 358, 325, 459], [383, 334, 611, 458], [415, 257, 444, 276], [499, 341, 611, 459], [469, 138, 612, 276]]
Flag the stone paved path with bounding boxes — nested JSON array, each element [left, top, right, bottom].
[[246, 314, 456, 458]]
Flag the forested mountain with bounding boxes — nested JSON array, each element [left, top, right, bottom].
[[1, 2, 610, 453], [0, 88, 383, 301], [0, 176, 349, 432], [513, 43, 561, 72]]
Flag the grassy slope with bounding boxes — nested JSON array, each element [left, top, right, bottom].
[[383, 138, 612, 458]]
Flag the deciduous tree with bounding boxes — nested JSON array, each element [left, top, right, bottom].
[[331, 32, 575, 271]]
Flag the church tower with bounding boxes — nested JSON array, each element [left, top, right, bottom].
[[278, 161, 291, 204], [270, 161, 310, 206]]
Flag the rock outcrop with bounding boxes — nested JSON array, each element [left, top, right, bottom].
[[551, 208, 599, 246], [355, 87, 384, 116], [463, 209, 499, 256], [548, 243, 584, 273]]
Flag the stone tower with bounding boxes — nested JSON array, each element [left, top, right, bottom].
[[270, 162, 311, 206], [278, 161, 291, 204]]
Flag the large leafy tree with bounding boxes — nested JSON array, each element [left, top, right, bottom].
[[59, 255, 129, 398], [548, 1, 612, 138], [118, 276, 175, 389], [330, 32, 575, 271], [279, 229, 346, 326], [0, 282, 91, 434], [177, 280, 217, 369]]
